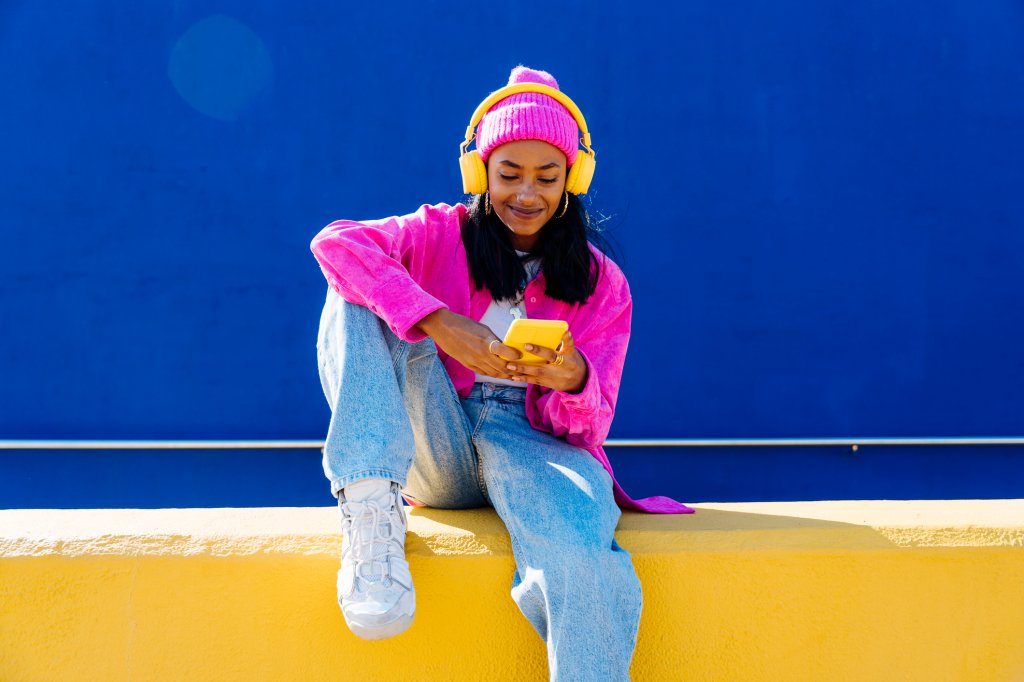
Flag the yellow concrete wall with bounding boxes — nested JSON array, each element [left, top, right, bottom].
[[2, 501, 1023, 681]]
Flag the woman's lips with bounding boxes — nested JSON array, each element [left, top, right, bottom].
[[509, 206, 543, 220]]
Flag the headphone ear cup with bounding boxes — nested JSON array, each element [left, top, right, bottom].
[[565, 152, 596, 195], [459, 150, 488, 195]]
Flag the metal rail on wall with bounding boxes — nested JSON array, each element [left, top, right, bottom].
[[2, 437, 1023, 452]]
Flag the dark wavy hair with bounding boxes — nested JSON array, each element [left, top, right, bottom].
[[460, 193, 616, 305]]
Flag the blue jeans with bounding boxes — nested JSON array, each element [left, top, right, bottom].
[[317, 288, 642, 681]]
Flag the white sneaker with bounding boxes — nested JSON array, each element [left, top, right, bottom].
[[337, 478, 415, 640]]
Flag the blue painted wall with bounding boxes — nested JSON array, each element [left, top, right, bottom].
[[2, 2, 1022, 507]]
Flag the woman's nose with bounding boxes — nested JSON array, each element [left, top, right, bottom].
[[517, 186, 538, 203]]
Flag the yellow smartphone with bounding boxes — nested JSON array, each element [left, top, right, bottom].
[[503, 318, 569, 365]]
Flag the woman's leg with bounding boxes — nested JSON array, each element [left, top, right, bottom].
[[316, 288, 487, 639], [462, 384, 643, 682]]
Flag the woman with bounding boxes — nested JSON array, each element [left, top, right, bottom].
[[312, 66, 692, 681]]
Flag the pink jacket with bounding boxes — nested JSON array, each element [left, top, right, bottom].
[[311, 202, 693, 514]]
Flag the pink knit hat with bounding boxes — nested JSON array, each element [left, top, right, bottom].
[[476, 66, 580, 167]]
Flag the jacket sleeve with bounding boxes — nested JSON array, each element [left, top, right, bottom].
[[526, 261, 632, 450], [310, 203, 461, 342]]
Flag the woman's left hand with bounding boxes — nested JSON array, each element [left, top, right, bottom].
[[504, 331, 588, 394]]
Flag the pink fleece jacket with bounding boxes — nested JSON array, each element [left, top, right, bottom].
[[311, 202, 693, 514]]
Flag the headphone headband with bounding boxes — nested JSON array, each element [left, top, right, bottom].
[[460, 83, 594, 155]]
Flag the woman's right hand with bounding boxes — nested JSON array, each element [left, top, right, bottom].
[[416, 308, 522, 379]]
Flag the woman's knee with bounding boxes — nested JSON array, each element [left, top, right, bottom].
[[319, 290, 382, 342], [503, 492, 621, 558], [318, 291, 416, 367]]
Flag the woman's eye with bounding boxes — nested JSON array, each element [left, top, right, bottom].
[[538, 177, 558, 184], [499, 174, 518, 181]]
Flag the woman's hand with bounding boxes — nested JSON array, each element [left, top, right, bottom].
[[416, 308, 522, 379], [504, 331, 588, 394]]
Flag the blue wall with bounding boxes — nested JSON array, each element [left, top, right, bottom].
[[2, 2, 1022, 506]]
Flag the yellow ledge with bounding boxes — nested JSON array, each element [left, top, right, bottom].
[[2, 500, 1023, 681]]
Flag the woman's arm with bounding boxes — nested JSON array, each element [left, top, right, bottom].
[[311, 202, 520, 381], [310, 203, 455, 343], [416, 308, 522, 382]]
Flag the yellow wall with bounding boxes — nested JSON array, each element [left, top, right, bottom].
[[2, 501, 1023, 681]]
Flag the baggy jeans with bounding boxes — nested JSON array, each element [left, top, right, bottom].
[[317, 288, 642, 681]]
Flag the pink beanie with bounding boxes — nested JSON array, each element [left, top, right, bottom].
[[476, 66, 580, 167]]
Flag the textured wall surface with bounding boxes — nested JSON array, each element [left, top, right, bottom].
[[2, 1, 1023, 505], [2, 502, 1023, 681]]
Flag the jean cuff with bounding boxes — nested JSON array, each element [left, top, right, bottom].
[[329, 469, 408, 498]]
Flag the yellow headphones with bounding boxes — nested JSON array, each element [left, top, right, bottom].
[[459, 82, 597, 196]]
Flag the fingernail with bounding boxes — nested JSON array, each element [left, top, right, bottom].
[[507, 364, 516, 370], [524, 344, 534, 351]]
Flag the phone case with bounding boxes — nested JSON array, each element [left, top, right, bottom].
[[503, 318, 569, 365]]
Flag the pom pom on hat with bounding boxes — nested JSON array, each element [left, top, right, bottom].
[[507, 65, 559, 89], [476, 66, 579, 167]]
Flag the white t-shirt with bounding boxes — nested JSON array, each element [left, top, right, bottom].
[[474, 253, 540, 387]]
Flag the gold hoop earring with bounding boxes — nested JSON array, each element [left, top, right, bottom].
[[556, 192, 569, 219], [484, 192, 491, 215]]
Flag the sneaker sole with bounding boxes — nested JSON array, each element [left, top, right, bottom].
[[345, 611, 414, 640]]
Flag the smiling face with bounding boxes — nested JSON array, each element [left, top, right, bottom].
[[486, 139, 568, 251]]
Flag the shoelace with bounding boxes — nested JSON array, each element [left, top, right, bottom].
[[341, 496, 404, 591]]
